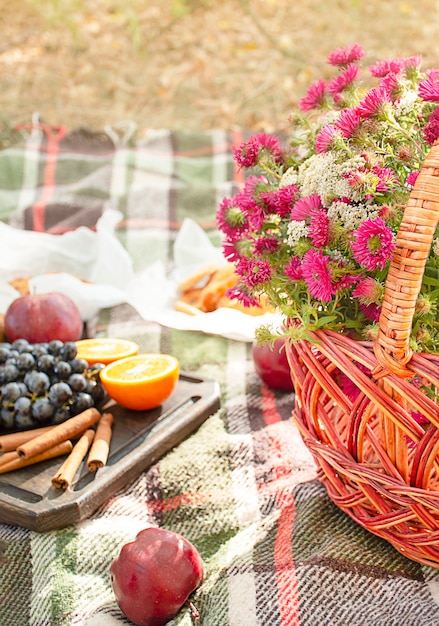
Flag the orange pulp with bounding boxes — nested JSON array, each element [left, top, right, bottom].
[[75, 338, 139, 365], [99, 353, 180, 411]]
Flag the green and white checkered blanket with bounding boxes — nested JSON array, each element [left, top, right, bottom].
[[1, 122, 439, 626]]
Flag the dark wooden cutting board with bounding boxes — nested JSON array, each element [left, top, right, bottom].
[[0, 372, 220, 531]]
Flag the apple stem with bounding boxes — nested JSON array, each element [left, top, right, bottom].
[[186, 600, 200, 626]]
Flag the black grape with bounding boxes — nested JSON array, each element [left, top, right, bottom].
[[32, 398, 55, 422], [49, 382, 73, 406], [0, 339, 107, 431]]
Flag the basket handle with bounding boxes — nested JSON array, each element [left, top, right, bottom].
[[374, 142, 439, 377]]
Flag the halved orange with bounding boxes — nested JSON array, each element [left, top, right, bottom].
[[75, 338, 139, 365], [99, 353, 180, 411]]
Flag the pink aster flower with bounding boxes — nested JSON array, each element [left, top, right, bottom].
[[271, 185, 299, 218], [328, 64, 360, 96], [403, 55, 423, 80], [242, 175, 269, 204], [233, 133, 283, 168], [284, 256, 303, 280], [406, 410, 430, 448], [418, 70, 439, 102], [406, 171, 420, 186], [226, 286, 261, 309], [353, 277, 377, 299], [339, 362, 370, 401], [299, 79, 327, 111], [359, 302, 381, 322], [351, 217, 395, 270], [240, 175, 270, 229], [412, 411, 430, 426], [222, 237, 244, 263], [379, 73, 401, 100], [309, 209, 330, 247], [369, 58, 405, 78], [216, 194, 248, 236], [378, 205, 393, 219], [332, 92, 346, 107], [357, 87, 391, 119], [327, 44, 365, 67], [236, 257, 272, 287], [315, 124, 339, 153], [290, 194, 322, 220], [343, 167, 368, 189], [352, 277, 383, 305], [372, 164, 398, 192], [334, 107, 362, 138], [255, 133, 283, 161], [335, 273, 359, 293], [424, 69, 439, 81], [258, 190, 276, 212], [233, 140, 259, 169], [254, 236, 280, 254], [423, 108, 439, 146], [301, 249, 334, 302], [369, 56, 421, 80]]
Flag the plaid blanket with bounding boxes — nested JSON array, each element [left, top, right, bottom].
[[1, 122, 439, 625]]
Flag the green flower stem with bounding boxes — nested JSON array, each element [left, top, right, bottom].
[[385, 110, 425, 155], [259, 163, 282, 180]]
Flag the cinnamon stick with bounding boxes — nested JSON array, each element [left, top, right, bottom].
[[0, 440, 73, 474], [0, 425, 55, 453], [17, 408, 101, 459], [87, 413, 114, 471], [0, 450, 19, 467], [52, 429, 95, 489]]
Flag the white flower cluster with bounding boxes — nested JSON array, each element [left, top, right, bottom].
[[279, 168, 298, 188], [338, 154, 367, 174], [395, 87, 421, 116], [329, 249, 350, 264], [327, 200, 379, 231], [297, 152, 355, 202], [286, 220, 309, 247]]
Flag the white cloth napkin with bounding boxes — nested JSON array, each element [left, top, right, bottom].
[[0, 210, 131, 320], [126, 218, 281, 342], [0, 213, 280, 342]]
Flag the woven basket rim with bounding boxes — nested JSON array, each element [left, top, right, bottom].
[[374, 141, 439, 376]]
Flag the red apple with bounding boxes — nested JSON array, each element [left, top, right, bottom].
[[110, 527, 204, 626], [252, 338, 294, 391], [4, 292, 83, 344]]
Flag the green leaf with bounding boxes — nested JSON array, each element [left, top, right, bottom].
[[422, 276, 439, 287], [312, 315, 338, 329]]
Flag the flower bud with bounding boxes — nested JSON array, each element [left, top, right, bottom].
[[416, 326, 431, 344], [363, 324, 379, 341], [415, 295, 433, 316]]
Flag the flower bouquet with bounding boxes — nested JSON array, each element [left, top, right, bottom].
[[217, 45, 439, 567]]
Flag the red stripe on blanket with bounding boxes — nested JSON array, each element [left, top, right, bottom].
[[106, 478, 298, 515], [262, 384, 301, 625], [261, 383, 282, 425], [148, 491, 209, 513], [34, 125, 67, 231], [16, 124, 67, 232], [274, 495, 300, 625]]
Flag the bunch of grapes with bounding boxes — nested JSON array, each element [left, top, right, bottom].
[[0, 339, 106, 431]]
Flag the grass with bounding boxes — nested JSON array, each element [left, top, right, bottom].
[[0, 0, 439, 133]]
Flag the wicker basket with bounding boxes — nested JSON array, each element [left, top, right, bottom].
[[285, 142, 439, 568]]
